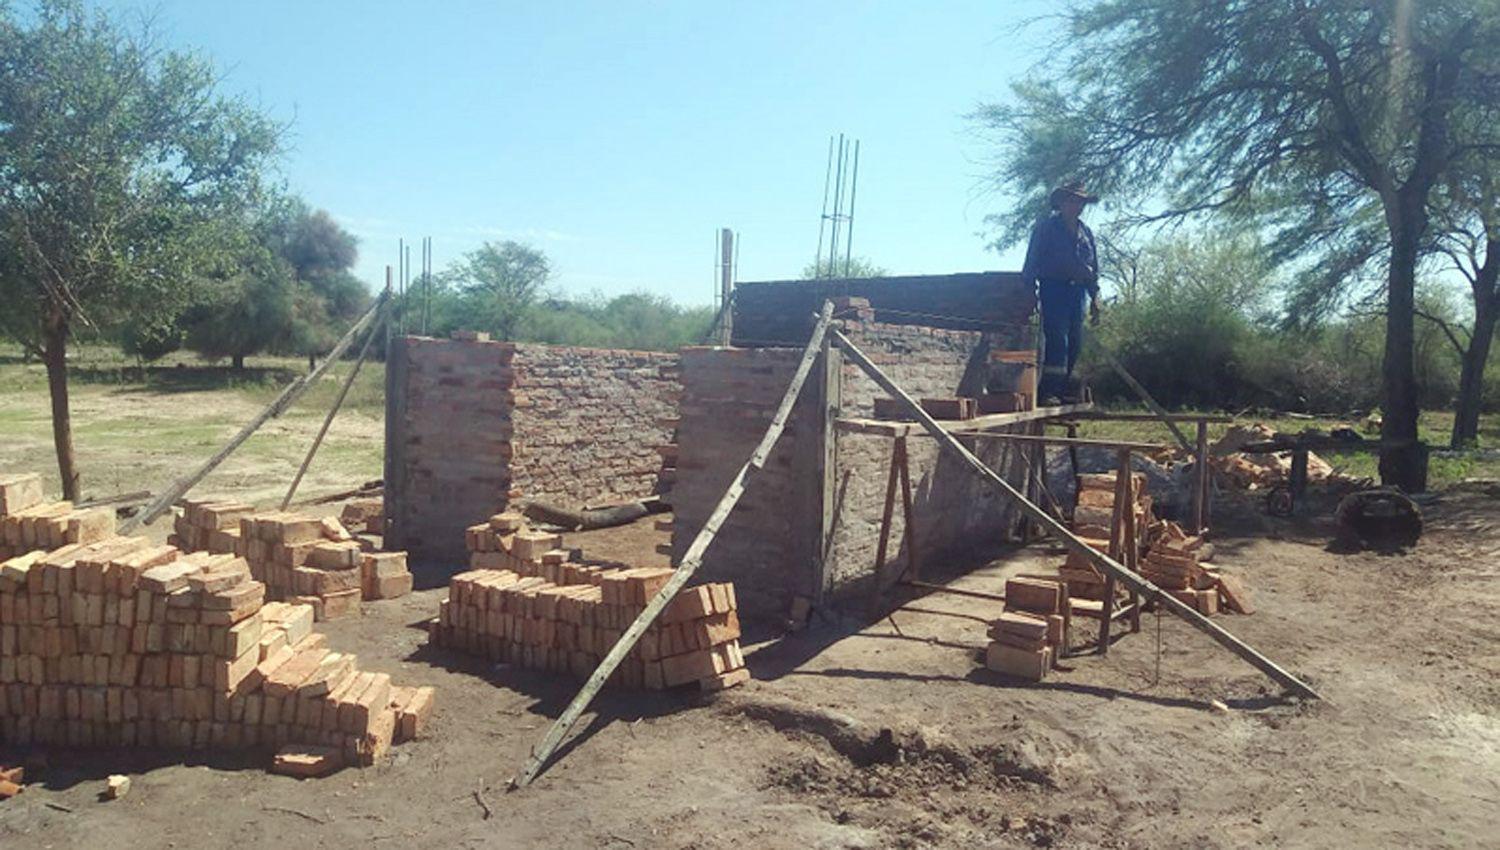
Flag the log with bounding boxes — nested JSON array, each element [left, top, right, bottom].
[[520, 498, 667, 532]]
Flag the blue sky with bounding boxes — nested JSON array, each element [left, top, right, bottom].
[[100, 1, 1057, 305]]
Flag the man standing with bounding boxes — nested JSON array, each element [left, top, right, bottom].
[[1020, 182, 1101, 404]]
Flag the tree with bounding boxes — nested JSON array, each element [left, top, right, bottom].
[[436, 241, 550, 340], [1432, 172, 1499, 448], [0, 1, 280, 498], [975, 0, 1500, 490], [800, 256, 887, 279]]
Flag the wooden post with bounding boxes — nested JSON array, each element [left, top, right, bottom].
[[814, 335, 842, 605], [830, 327, 1324, 701], [511, 302, 837, 789], [873, 438, 901, 580], [718, 228, 734, 346], [1193, 419, 1210, 535], [896, 437, 917, 581], [1100, 449, 1130, 654], [281, 312, 383, 509], [121, 290, 390, 533]]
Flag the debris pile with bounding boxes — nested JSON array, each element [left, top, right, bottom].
[[984, 578, 1068, 682], [0, 535, 431, 768], [1210, 424, 1338, 490], [0, 473, 115, 561], [431, 511, 749, 691], [174, 500, 413, 621]]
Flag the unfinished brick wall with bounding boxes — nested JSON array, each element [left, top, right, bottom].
[[671, 320, 1031, 617], [385, 337, 678, 564]]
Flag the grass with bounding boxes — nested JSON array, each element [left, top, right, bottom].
[[1074, 407, 1500, 487]]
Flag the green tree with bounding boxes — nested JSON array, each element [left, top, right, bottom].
[[975, 0, 1500, 489], [800, 256, 887, 279], [0, 1, 280, 498], [437, 241, 550, 340]]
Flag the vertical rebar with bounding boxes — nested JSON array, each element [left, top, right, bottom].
[[844, 140, 860, 276]]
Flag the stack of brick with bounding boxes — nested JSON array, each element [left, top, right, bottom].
[[1143, 521, 1253, 616], [984, 578, 1068, 682], [0, 473, 115, 561], [430, 568, 747, 691], [1071, 472, 1152, 543], [339, 497, 385, 535], [0, 536, 432, 768], [173, 501, 413, 621]]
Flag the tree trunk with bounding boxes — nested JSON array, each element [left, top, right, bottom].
[[231, 353, 245, 370], [42, 313, 81, 501], [1379, 207, 1427, 492], [1451, 238, 1498, 449], [308, 352, 316, 371]]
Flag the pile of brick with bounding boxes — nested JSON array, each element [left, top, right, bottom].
[[1144, 521, 1253, 616], [339, 497, 385, 536], [433, 510, 748, 691], [984, 578, 1069, 682], [172, 500, 412, 621], [0, 536, 431, 768], [1071, 471, 1151, 541], [0, 473, 115, 561]]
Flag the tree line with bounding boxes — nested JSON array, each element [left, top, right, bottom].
[[975, 0, 1500, 486]]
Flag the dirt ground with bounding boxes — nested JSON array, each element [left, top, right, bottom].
[[2, 480, 1497, 849]]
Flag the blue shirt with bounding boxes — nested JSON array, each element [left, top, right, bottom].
[[1020, 213, 1099, 296]]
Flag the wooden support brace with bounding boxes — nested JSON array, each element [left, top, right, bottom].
[[510, 302, 838, 789], [830, 326, 1324, 702]]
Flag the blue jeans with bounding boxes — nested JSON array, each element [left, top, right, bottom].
[[1038, 280, 1087, 399]]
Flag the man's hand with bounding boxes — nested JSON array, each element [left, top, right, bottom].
[[1089, 298, 1101, 327]]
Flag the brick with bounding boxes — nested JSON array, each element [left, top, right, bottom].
[[0, 473, 45, 516], [984, 643, 1052, 681], [272, 745, 343, 778], [393, 685, 435, 742], [371, 573, 413, 600], [992, 611, 1049, 641], [1005, 578, 1064, 615]]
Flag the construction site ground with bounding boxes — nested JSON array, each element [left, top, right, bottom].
[[2, 484, 1497, 849]]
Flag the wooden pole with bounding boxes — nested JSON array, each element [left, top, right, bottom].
[[1193, 419, 1211, 534], [830, 327, 1324, 701], [1091, 341, 1195, 454], [814, 333, 842, 605], [121, 291, 391, 533], [511, 302, 838, 789], [896, 436, 917, 581], [280, 310, 384, 510]]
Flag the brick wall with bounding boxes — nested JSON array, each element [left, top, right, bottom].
[[386, 337, 679, 565], [671, 319, 1034, 618]]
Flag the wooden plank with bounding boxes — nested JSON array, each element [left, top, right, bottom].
[[121, 290, 391, 533], [814, 335, 842, 605], [896, 437, 917, 581], [830, 326, 1324, 702], [873, 426, 902, 580], [511, 301, 837, 789]]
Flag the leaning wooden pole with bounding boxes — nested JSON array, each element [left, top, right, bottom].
[[1092, 340, 1195, 454], [121, 290, 391, 533], [830, 327, 1324, 701], [280, 308, 385, 509], [510, 302, 838, 789]]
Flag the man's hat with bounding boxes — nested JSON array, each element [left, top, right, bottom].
[[1050, 181, 1100, 207]]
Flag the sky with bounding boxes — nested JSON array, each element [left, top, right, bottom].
[[98, 1, 1059, 305]]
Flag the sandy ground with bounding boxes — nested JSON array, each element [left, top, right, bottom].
[[2, 480, 1497, 848]]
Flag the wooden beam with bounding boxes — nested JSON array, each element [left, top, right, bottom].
[[949, 432, 1170, 452], [830, 326, 1325, 702], [1069, 411, 1233, 424], [1193, 420, 1211, 535], [836, 402, 1094, 437], [511, 301, 838, 789], [121, 290, 390, 533]]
